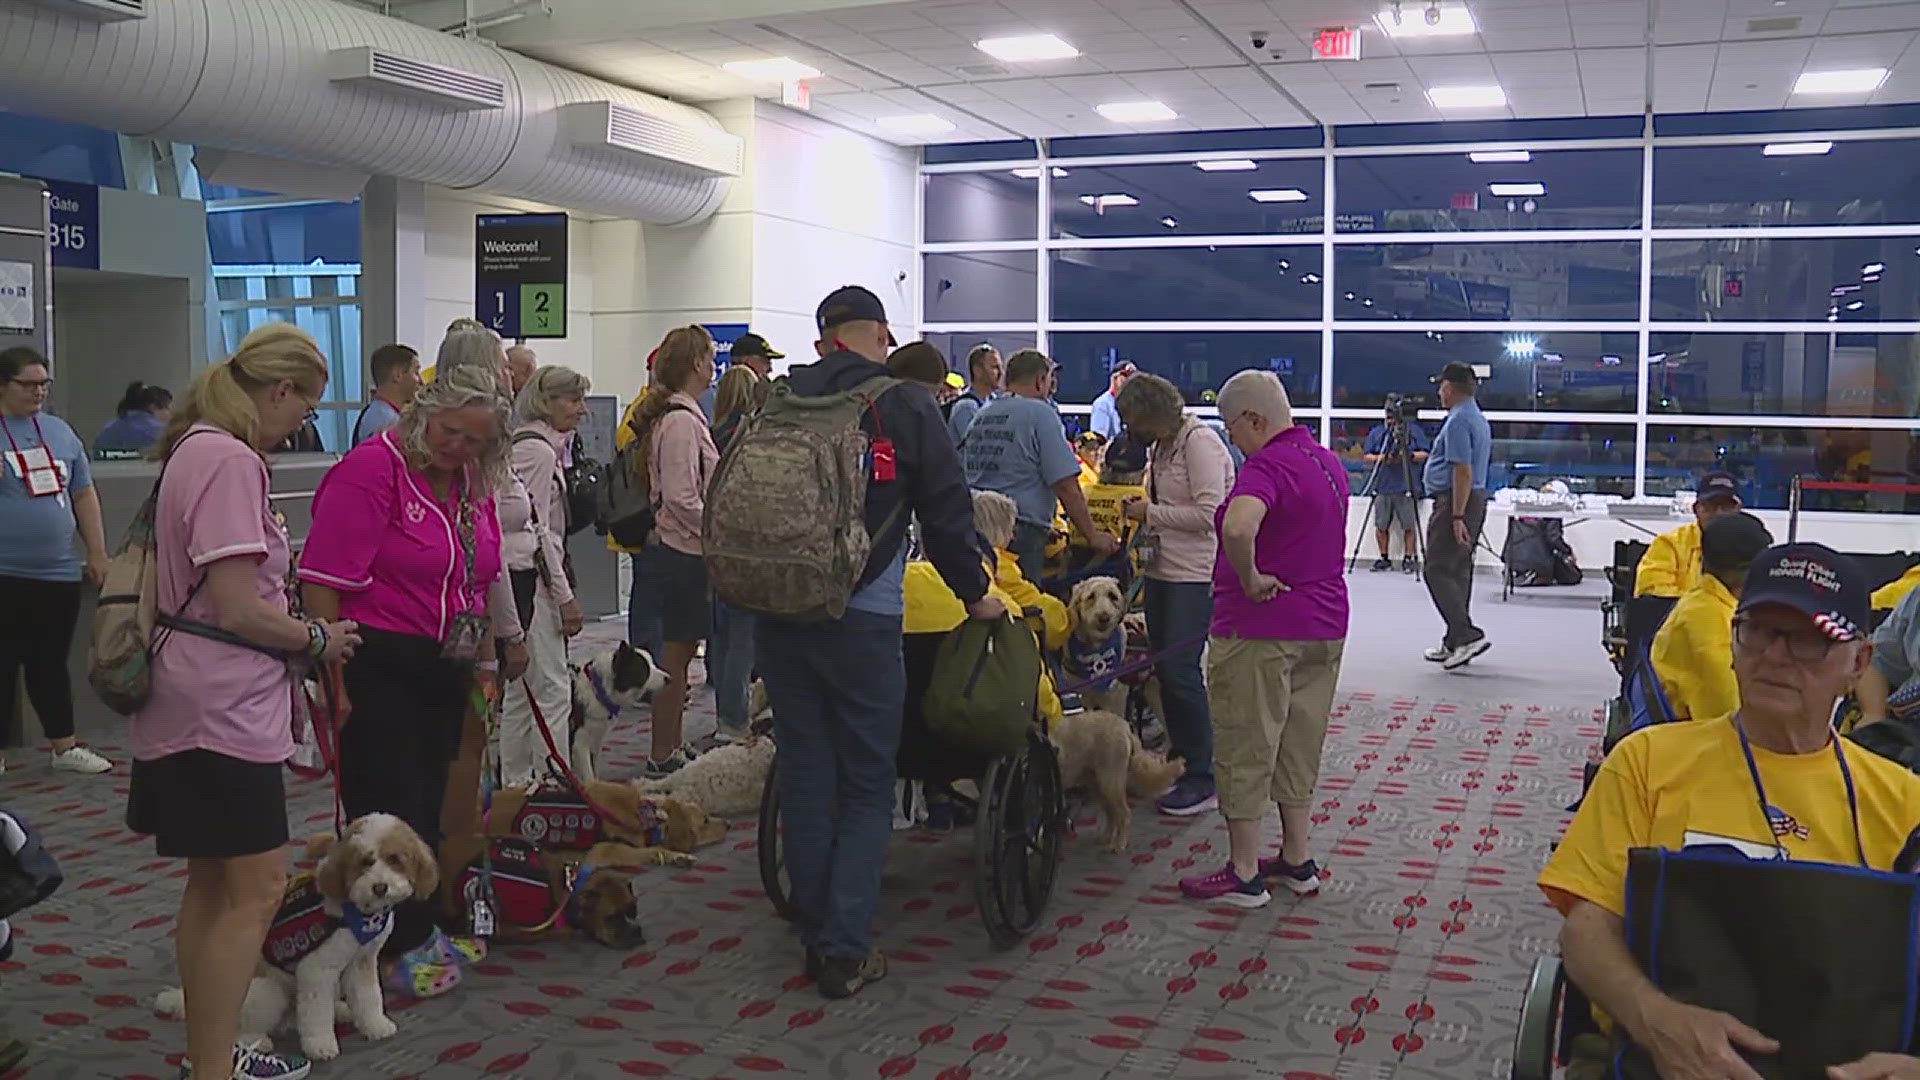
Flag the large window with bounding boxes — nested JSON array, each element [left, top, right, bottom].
[[921, 122, 1920, 510]]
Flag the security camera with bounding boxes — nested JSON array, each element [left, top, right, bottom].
[[1425, 3, 1442, 25], [1249, 30, 1269, 50]]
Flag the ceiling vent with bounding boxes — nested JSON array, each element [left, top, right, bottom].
[[1364, 81, 1402, 93], [960, 62, 1011, 78], [1746, 15, 1802, 33], [561, 101, 744, 178], [27, 0, 144, 19], [327, 46, 506, 110]]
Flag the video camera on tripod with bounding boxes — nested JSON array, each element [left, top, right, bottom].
[[1384, 392, 1423, 425]]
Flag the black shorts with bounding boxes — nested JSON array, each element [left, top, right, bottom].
[[645, 543, 712, 643], [126, 749, 289, 859]]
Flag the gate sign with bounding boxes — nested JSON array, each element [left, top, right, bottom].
[[475, 212, 567, 339], [43, 180, 98, 270], [701, 324, 752, 371]]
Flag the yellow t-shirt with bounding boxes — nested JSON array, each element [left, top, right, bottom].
[[1873, 564, 1920, 611], [1633, 521, 1700, 599], [1649, 574, 1739, 722], [1539, 716, 1920, 921], [904, 561, 1062, 725]]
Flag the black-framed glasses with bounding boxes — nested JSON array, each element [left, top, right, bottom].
[[1733, 617, 1840, 662], [7, 377, 52, 392]]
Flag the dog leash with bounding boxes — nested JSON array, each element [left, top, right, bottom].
[[1054, 631, 1208, 698], [520, 675, 646, 838]]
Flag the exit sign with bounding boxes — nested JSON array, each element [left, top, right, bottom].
[[1313, 26, 1360, 60]]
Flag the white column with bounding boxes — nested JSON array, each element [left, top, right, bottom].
[[359, 176, 429, 358]]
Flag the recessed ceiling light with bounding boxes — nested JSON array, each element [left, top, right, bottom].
[[1249, 188, 1310, 203], [1489, 181, 1545, 197], [1469, 150, 1531, 163], [1376, 5, 1476, 37], [976, 34, 1080, 63], [1011, 167, 1070, 178], [1195, 159, 1258, 171], [1428, 85, 1507, 109], [1846, 300, 1866, 310], [1762, 141, 1834, 156], [878, 114, 956, 136], [1078, 193, 1139, 208], [1096, 100, 1178, 123], [1863, 262, 1887, 275], [1160, 216, 1179, 229], [723, 57, 822, 82], [1794, 68, 1888, 94], [1504, 335, 1539, 358]]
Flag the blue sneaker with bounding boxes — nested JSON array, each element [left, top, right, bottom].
[[923, 796, 955, 833], [177, 1042, 312, 1080], [1257, 855, 1322, 896], [1155, 775, 1217, 817]]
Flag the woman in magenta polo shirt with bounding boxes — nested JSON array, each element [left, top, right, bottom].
[[125, 323, 361, 1080], [1179, 370, 1351, 910], [300, 363, 521, 998]]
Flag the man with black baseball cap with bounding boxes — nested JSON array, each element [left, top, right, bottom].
[[729, 332, 784, 379], [1541, 541, 1920, 1080], [1636, 469, 1746, 600], [1651, 511, 1774, 721], [757, 284, 1001, 1001], [1420, 361, 1494, 669]]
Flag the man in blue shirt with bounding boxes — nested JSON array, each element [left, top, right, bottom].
[[962, 350, 1117, 579], [352, 343, 420, 445], [1360, 403, 1431, 573], [1088, 361, 1135, 440], [1421, 362, 1494, 669], [946, 344, 1002, 445]]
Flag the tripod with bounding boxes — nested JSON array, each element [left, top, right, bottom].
[[1346, 417, 1427, 574]]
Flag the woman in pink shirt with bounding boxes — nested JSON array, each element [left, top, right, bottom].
[[300, 363, 519, 999], [631, 326, 718, 778], [125, 323, 361, 1080]]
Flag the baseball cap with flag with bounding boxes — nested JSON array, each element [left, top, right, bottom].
[[1737, 542, 1872, 643]]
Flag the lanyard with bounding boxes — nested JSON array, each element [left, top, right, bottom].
[[2, 414, 64, 496], [1733, 716, 1866, 867]]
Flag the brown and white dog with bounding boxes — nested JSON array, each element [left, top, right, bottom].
[[1050, 710, 1183, 853], [157, 814, 436, 1061]]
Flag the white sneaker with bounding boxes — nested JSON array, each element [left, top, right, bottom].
[[1422, 644, 1450, 663], [50, 746, 112, 774], [1443, 637, 1492, 670]]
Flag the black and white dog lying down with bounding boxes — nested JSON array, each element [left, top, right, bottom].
[[568, 642, 668, 783]]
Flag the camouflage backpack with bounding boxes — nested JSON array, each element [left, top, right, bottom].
[[704, 374, 900, 622]]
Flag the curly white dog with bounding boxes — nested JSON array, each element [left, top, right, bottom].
[[156, 813, 438, 1061]]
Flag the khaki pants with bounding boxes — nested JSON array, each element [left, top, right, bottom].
[[1207, 636, 1346, 820]]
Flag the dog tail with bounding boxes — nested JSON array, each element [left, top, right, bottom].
[[154, 987, 186, 1017], [1123, 723, 1184, 798]]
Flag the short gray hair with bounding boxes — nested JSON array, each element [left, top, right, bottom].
[[518, 364, 591, 426], [972, 489, 1017, 550], [1114, 372, 1184, 433], [1217, 370, 1293, 430], [399, 361, 512, 492]]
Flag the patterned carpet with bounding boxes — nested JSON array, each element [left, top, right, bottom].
[[0, 627, 1597, 1080]]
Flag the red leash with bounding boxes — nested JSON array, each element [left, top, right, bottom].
[[287, 664, 349, 838], [520, 675, 643, 837]]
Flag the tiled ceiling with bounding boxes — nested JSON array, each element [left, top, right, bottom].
[[506, 0, 1920, 144]]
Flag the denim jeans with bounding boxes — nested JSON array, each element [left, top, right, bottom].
[[758, 610, 905, 960], [1144, 578, 1214, 781], [625, 546, 663, 660], [1011, 520, 1051, 584], [708, 598, 757, 732]]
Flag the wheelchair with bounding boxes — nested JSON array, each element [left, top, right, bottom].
[[755, 631, 1066, 951]]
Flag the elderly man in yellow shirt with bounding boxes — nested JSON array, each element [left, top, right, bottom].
[[1634, 470, 1745, 598], [1650, 512, 1773, 721], [1540, 542, 1920, 1080]]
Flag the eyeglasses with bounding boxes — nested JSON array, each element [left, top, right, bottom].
[[7, 378, 52, 392], [1732, 618, 1840, 662]]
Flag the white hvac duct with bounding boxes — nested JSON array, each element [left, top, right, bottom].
[[0, 0, 735, 225]]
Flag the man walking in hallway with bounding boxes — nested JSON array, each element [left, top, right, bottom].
[[1421, 362, 1493, 669]]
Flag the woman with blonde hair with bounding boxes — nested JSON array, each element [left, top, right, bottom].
[[629, 325, 719, 775], [126, 323, 362, 1080], [707, 362, 766, 741], [300, 363, 519, 1001]]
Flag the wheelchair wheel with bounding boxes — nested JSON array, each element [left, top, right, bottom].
[[756, 758, 795, 921], [973, 730, 1064, 951]]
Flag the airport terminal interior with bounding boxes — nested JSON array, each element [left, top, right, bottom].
[[3, 0, 1920, 1076]]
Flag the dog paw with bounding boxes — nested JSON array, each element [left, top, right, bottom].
[[359, 1014, 398, 1041], [668, 852, 696, 868], [302, 1032, 341, 1061]]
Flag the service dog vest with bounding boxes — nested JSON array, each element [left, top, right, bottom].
[[1064, 629, 1126, 693], [460, 837, 556, 930], [261, 874, 392, 973]]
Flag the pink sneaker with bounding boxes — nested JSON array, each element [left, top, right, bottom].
[[1177, 863, 1270, 908]]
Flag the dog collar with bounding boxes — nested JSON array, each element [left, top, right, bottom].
[[561, 863, 598, 928], [584, 664, 621, 718], [340, 902, 392, 946]]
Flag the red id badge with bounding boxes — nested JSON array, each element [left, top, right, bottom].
[[871, 437, 897, 482]]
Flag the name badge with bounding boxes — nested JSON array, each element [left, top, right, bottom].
[[3, 445, 65, 499], [1682, 830, 1785, 861]]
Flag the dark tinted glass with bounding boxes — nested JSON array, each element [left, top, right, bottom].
[[207, 202, 361, 264], [1646, 425, 1920, 512], [1653, 139, 1920, 227], [1645, 332, 1920, 418], [1334, 241, 1640, 321], [0, 113, 125, 188], [1048, 331, 1321, 407], [923, 251, 1037, 322], [1052, 245, 1322, 322], [1051, 159, 1323, 238], [1334, 148, 1642, 231], [1649, 236, 1920, 322], [1330, 418, 1634, 496], [1333, 330, 1638, 412], [923, 171, 1037, 243], [919, 332, 1036, 381]]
